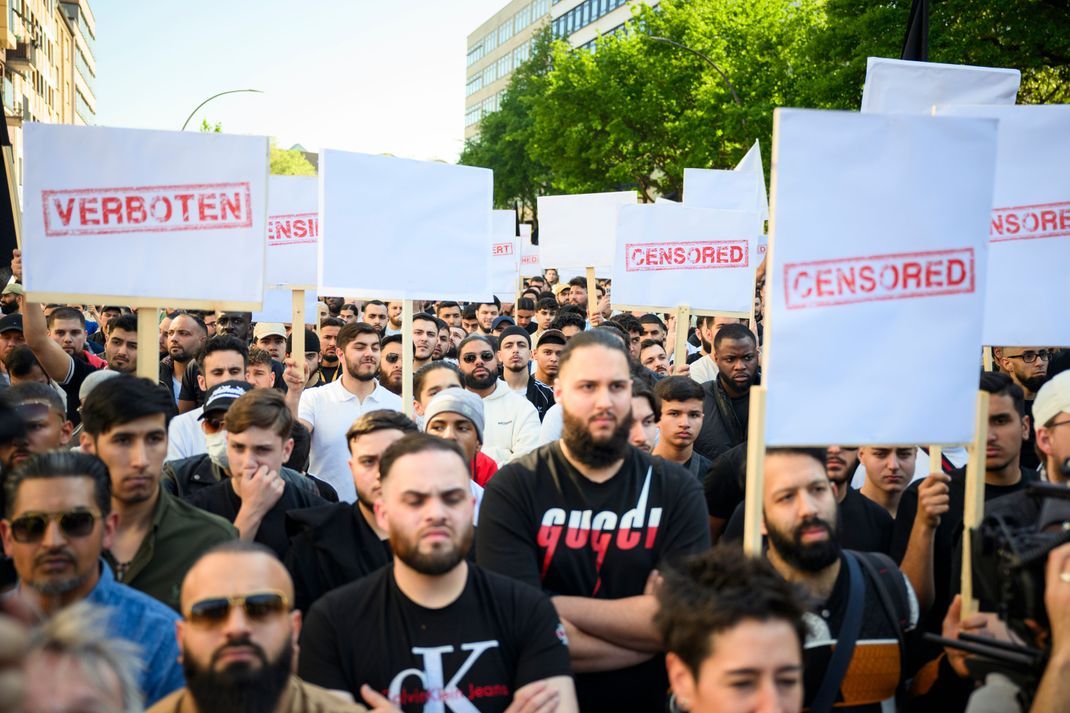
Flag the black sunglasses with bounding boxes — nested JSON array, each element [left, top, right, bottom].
[[9, 509, 99, 543], [186, 591, 290, 627], [462, 351, 495, 364], [384, 353, 401, 364]]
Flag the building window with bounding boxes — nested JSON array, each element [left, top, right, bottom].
[[465, 106, 481, 127], [484, 29, 498, 51], [497, 55, 511, 78], [533, 0, 549, 16], [482, 64, 496, 85], [499, 19, 513, 44], [467, 44, 484, 66], [466, 75, 483, 97]]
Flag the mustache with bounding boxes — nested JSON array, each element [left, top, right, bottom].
[[211, 636, 269, 667], [34, 548, 76, 567]]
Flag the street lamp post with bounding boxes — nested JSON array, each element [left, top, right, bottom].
[[644, 36, 743, 107], [180, 89, 263, 131]]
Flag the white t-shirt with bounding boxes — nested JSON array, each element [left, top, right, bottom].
[[688, 355, 719, 384], [167, 406, 206, 462], [299, 379, 403, 503]]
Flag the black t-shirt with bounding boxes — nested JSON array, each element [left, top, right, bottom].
[[476, 442, 710, 711], [284, 501, 393, 613], [891, 466, 1038, 640], [59, 354, 99, 426], [704, 441, 746, 519], [721, 486, 893, 555], [298, 564, 572, 712], [682, 450, 712, 482], [178, 361, 204, 406], [318, 361, 341, 384], [694, 376, 749, 462], [184, 477, 325, 559]]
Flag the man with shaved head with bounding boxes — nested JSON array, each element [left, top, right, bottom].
[[150, 540, 368, 712]]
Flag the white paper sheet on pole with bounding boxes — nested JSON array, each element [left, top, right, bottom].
[[491, 210, 519, 301], [684, 169, 759, 213], [318, 151, 492, 301], [537, 191, 636, 271], [735, 140, 769, 221], [22, 124, 268, 305], [860, 57, 1020, 115], [937, 104, 1070, 347], [265, 176, 317, 288], [519, 224, 541, 276], [253, 288, 319, 325], [612, 204, 758, 313], [765, 109, 997, 446]]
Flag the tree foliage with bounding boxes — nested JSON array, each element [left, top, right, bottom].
[[269, 140, 317, 176], [460, 0, 1069, 209]]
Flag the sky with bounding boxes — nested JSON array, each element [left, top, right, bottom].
[[91, 1, 508, 162]]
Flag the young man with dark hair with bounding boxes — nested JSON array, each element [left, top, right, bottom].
[[548, 312, 585, 340], [378, 333, 403, 395], [339, 302, 360, 323], [652, 376, 711, 480], [287, 328, 323, 389], [285, 409, 417, 613], [628, 381, 660, 453], [566, 276, 589, 312], [362, 300, 389, 335], [252, 322, 288, 362], [498, 325, 555, 421], [0, 382, 73, 472], [638, 314, 667, 345], [293, 322, 402, 503], [299, 433, 578, 712], [318, 316, 345, 383], [656, 547, 807, 713], [245, 347, 277, 390], [613, 313, 644, 360], [688, 316, 744, 383], [81, 376, 236, 610], [532, 329, 566, 390], [436, 300, 462, 328], [214, 311, 252, 343], [22, 300, 103, 426], [101, 314, 139, 375], [475, 297, 502, 335], [46, 306, 102, 367], [994, 345, 1052, 469], [515, 297, 536, 333], [639, 339, 670, 377], [0, 313, 27, 380], [411, 312, 439, 371], [761, 447, 916, 711], [160, 313, 207, 408], [167, 335, 249, 461], [477, 330, 710, 711], [694, 323, 759, 461], [533, 297, 559, 341], [383, 300, 404, 336], [183, 389, 325, 559], [461, 305, 479, 335], [1, 450, 185, 705]]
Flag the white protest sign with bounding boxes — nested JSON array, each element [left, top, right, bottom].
[[253, 288, 319, 325], [861, 57, 1020, 115], [612, 204, 758, 313], [490, 210, 519, 301], [735, 140, 769, 221], [265, 176, 317, 288], [937, 104, 1070, 347], [519, 224, 540, 276], [537, 191, 636, 271], [765, 109, 997, 446], [22, 124, 268, 308], [319, 151, 492, 301], [684, 168, 760, 213]]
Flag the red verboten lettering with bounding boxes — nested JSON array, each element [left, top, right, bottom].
[[990, 201, 1070, 243], [491, 242, 515, 256], [267, 212, 318, 246], [625, 240, 749, 272], [42, 182, 253, 237], [783, 247, 975, 310]]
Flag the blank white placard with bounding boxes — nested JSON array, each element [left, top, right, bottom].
[[861, 57, 1019, 115], [537, 191, 636, 271]]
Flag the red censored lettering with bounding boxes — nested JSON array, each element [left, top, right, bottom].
[[520, 255, 538, 266], [784, 248, 975, 310], [267, 212, 318, 246], [42, 183, 253, 237], [625, 240, 748, 272], [492, 242, 514, 256], [990, 201, 1070, 243]]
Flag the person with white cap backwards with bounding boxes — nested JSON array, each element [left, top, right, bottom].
[[423, 388, 491, 517]]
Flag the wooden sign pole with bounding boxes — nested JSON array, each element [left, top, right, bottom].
[[982, 346, 993, 371], [402, 299, 414, 417], [961, 389, 990, 618], [2, 142, 20, 249], [742, 384, 768, 556], [291, 289, 306, 380], [585, 267, 597, 322], [673, 305, 691, 368], [136, 308, 159, 380]]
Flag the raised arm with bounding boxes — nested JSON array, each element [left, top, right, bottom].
[[22, 298, 75, 383]]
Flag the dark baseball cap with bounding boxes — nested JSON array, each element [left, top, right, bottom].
[[199, 380, 254, 419], [536, 329, 567, 348], [287, 328, 320, 355], [0, 314, 23, 333], [491, 315, 515, 331]]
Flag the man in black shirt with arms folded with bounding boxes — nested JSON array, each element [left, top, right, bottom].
[[477, 330, 710, 712], [300, 433, 577, 712]]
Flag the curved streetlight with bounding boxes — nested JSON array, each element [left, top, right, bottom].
[[644, 36, 742, 107], [180, 89, 263, 131]]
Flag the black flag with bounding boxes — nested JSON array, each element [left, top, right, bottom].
[[0, 116, 18, 273], [901, 0, 929, 62]]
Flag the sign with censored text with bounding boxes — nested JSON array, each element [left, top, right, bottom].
[[22, 123, 269, 307], [764, 109, 998, 446], [265, 175, 318, 288]]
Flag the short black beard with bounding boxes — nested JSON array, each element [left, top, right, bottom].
[[463, 370, 498, 391], [1021, 374, 1048, 394], [0, 301, 18, 315], [392, 525, 473, 576], [345, 358, 378, 382], [185, 638, 293, 713], [765, 516, 840, 573], [561, 407, 633, 468]]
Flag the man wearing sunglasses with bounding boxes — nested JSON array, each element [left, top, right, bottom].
[[299, 433, 577, 712], [995, 346, 1054, 470], [153, 540, 368, 713], [0, 382, 73, 473], [0, 450, 184, 705], [457, 334, 540, 466], [378, 334, 403, 396], [81, 375, 236, 610]]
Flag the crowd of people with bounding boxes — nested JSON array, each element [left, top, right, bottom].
[[0, 247, 1069, 713]]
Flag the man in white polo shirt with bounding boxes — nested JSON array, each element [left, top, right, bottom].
[[291, 322, 402, 502]]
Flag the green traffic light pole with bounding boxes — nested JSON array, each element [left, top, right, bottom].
[[180, 89, 263, 131]]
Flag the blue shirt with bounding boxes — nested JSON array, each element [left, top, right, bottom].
[[85, 560, 185, 706]]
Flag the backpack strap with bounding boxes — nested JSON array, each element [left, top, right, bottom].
[[811, 552, 865, 713], [851, 550, 910, 673]]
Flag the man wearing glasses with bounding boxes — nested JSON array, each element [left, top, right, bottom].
[[151, 540, 367, 713], [0, 450, 184, 706], [995, 346, 1054, 469], [457, 334, 540, 465]]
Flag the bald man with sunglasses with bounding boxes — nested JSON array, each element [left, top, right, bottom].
[[151, 540, 373, 713]]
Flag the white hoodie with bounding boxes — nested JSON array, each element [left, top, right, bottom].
[[478, 380, 541, 465]]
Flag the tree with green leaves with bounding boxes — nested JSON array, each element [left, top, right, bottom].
[[269, 140, 316, 176]]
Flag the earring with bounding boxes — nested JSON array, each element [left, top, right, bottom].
[[669, 693, 690, 712]]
